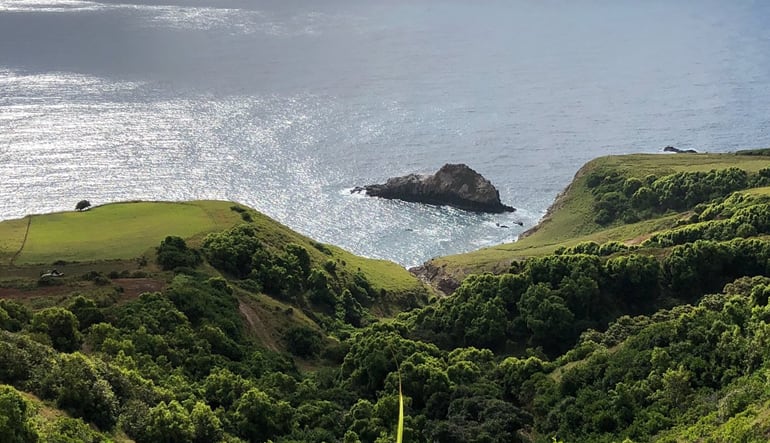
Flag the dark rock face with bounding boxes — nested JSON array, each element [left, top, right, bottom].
[[353, 163, 515, 213], [409, 262, 460, 296], [663, 146, 698, 154]]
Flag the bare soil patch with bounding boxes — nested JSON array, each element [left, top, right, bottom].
[[239, 299, 280, 352], [0, 285, 73, 300], [626, 234, 653, 245]]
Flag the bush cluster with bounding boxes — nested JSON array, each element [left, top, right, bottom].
[[585, 167, 769, 225]]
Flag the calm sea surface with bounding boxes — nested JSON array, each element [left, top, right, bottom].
[[2, 0, 770, 267]]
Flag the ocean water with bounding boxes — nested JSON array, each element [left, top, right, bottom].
[[2, 0, 770, 267]]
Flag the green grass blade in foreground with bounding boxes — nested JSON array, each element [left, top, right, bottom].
[[397, 377, 404, 443], [388, 342, 405, 443]]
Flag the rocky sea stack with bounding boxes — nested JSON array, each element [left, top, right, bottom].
[[352, 163, 515, 213]]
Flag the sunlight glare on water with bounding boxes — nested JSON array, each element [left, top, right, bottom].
[[2, 0, 770, 267]]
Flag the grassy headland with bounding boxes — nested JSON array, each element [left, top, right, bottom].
[[425, 152, 770, 283]]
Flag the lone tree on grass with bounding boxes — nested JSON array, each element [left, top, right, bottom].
[[75, 200, 91, 211]]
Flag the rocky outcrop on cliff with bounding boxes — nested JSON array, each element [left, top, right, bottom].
[[352, 163, 515, 213], [409, 262, 461, 296], [663, 146, 698, 153]]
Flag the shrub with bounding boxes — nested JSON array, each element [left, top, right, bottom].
[[31, 307, 82, 352], [622, 177, 643, 197], [284, 326, 323, 358], [203, 225, 263, 278], [0, 301, 30, 332], [736, 223, 757, 238], [312, 241, 333, 255], [156, 236, 202, 271], [0, 385, 39, 442], [323, 260, 337, 274], [39, 416, 103, 443]]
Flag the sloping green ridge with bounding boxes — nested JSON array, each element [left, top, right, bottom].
[[432, 152, 770, 279], [238, 205, 423, 295], [0, 200, 424, 296]]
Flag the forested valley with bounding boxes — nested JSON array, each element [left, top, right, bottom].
[[3, 154, 770, 442]]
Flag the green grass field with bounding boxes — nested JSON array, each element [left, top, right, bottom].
[[0, 200, 428, 358], [742, 185, 770, 197], [5, 201, 243, 265], [0, 217, 30, 265]]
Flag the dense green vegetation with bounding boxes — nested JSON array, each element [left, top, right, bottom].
[[428, 152, 770, 280], [585, 165, 770, 225], [4, 152, 770, 442]]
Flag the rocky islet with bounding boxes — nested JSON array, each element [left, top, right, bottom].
[[352, 163, 515, 213]]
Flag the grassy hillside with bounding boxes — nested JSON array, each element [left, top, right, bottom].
[[0, 217, 29, 265], [0, 200, 424, 297], [0, 200, 242, 265], [0, 200, 428, 356], [428, 152, 770, 282], [0, 199, 427, 443], [228, 204, 426, 300], [4, 152, 770, 442]]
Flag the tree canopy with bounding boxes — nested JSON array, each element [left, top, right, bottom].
[[75, 200, 91, 211]]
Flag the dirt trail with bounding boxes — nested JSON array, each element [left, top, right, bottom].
[[9, 216, 32, 266], [238, 299, 280, 352], [0, 285, 72, 300]]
